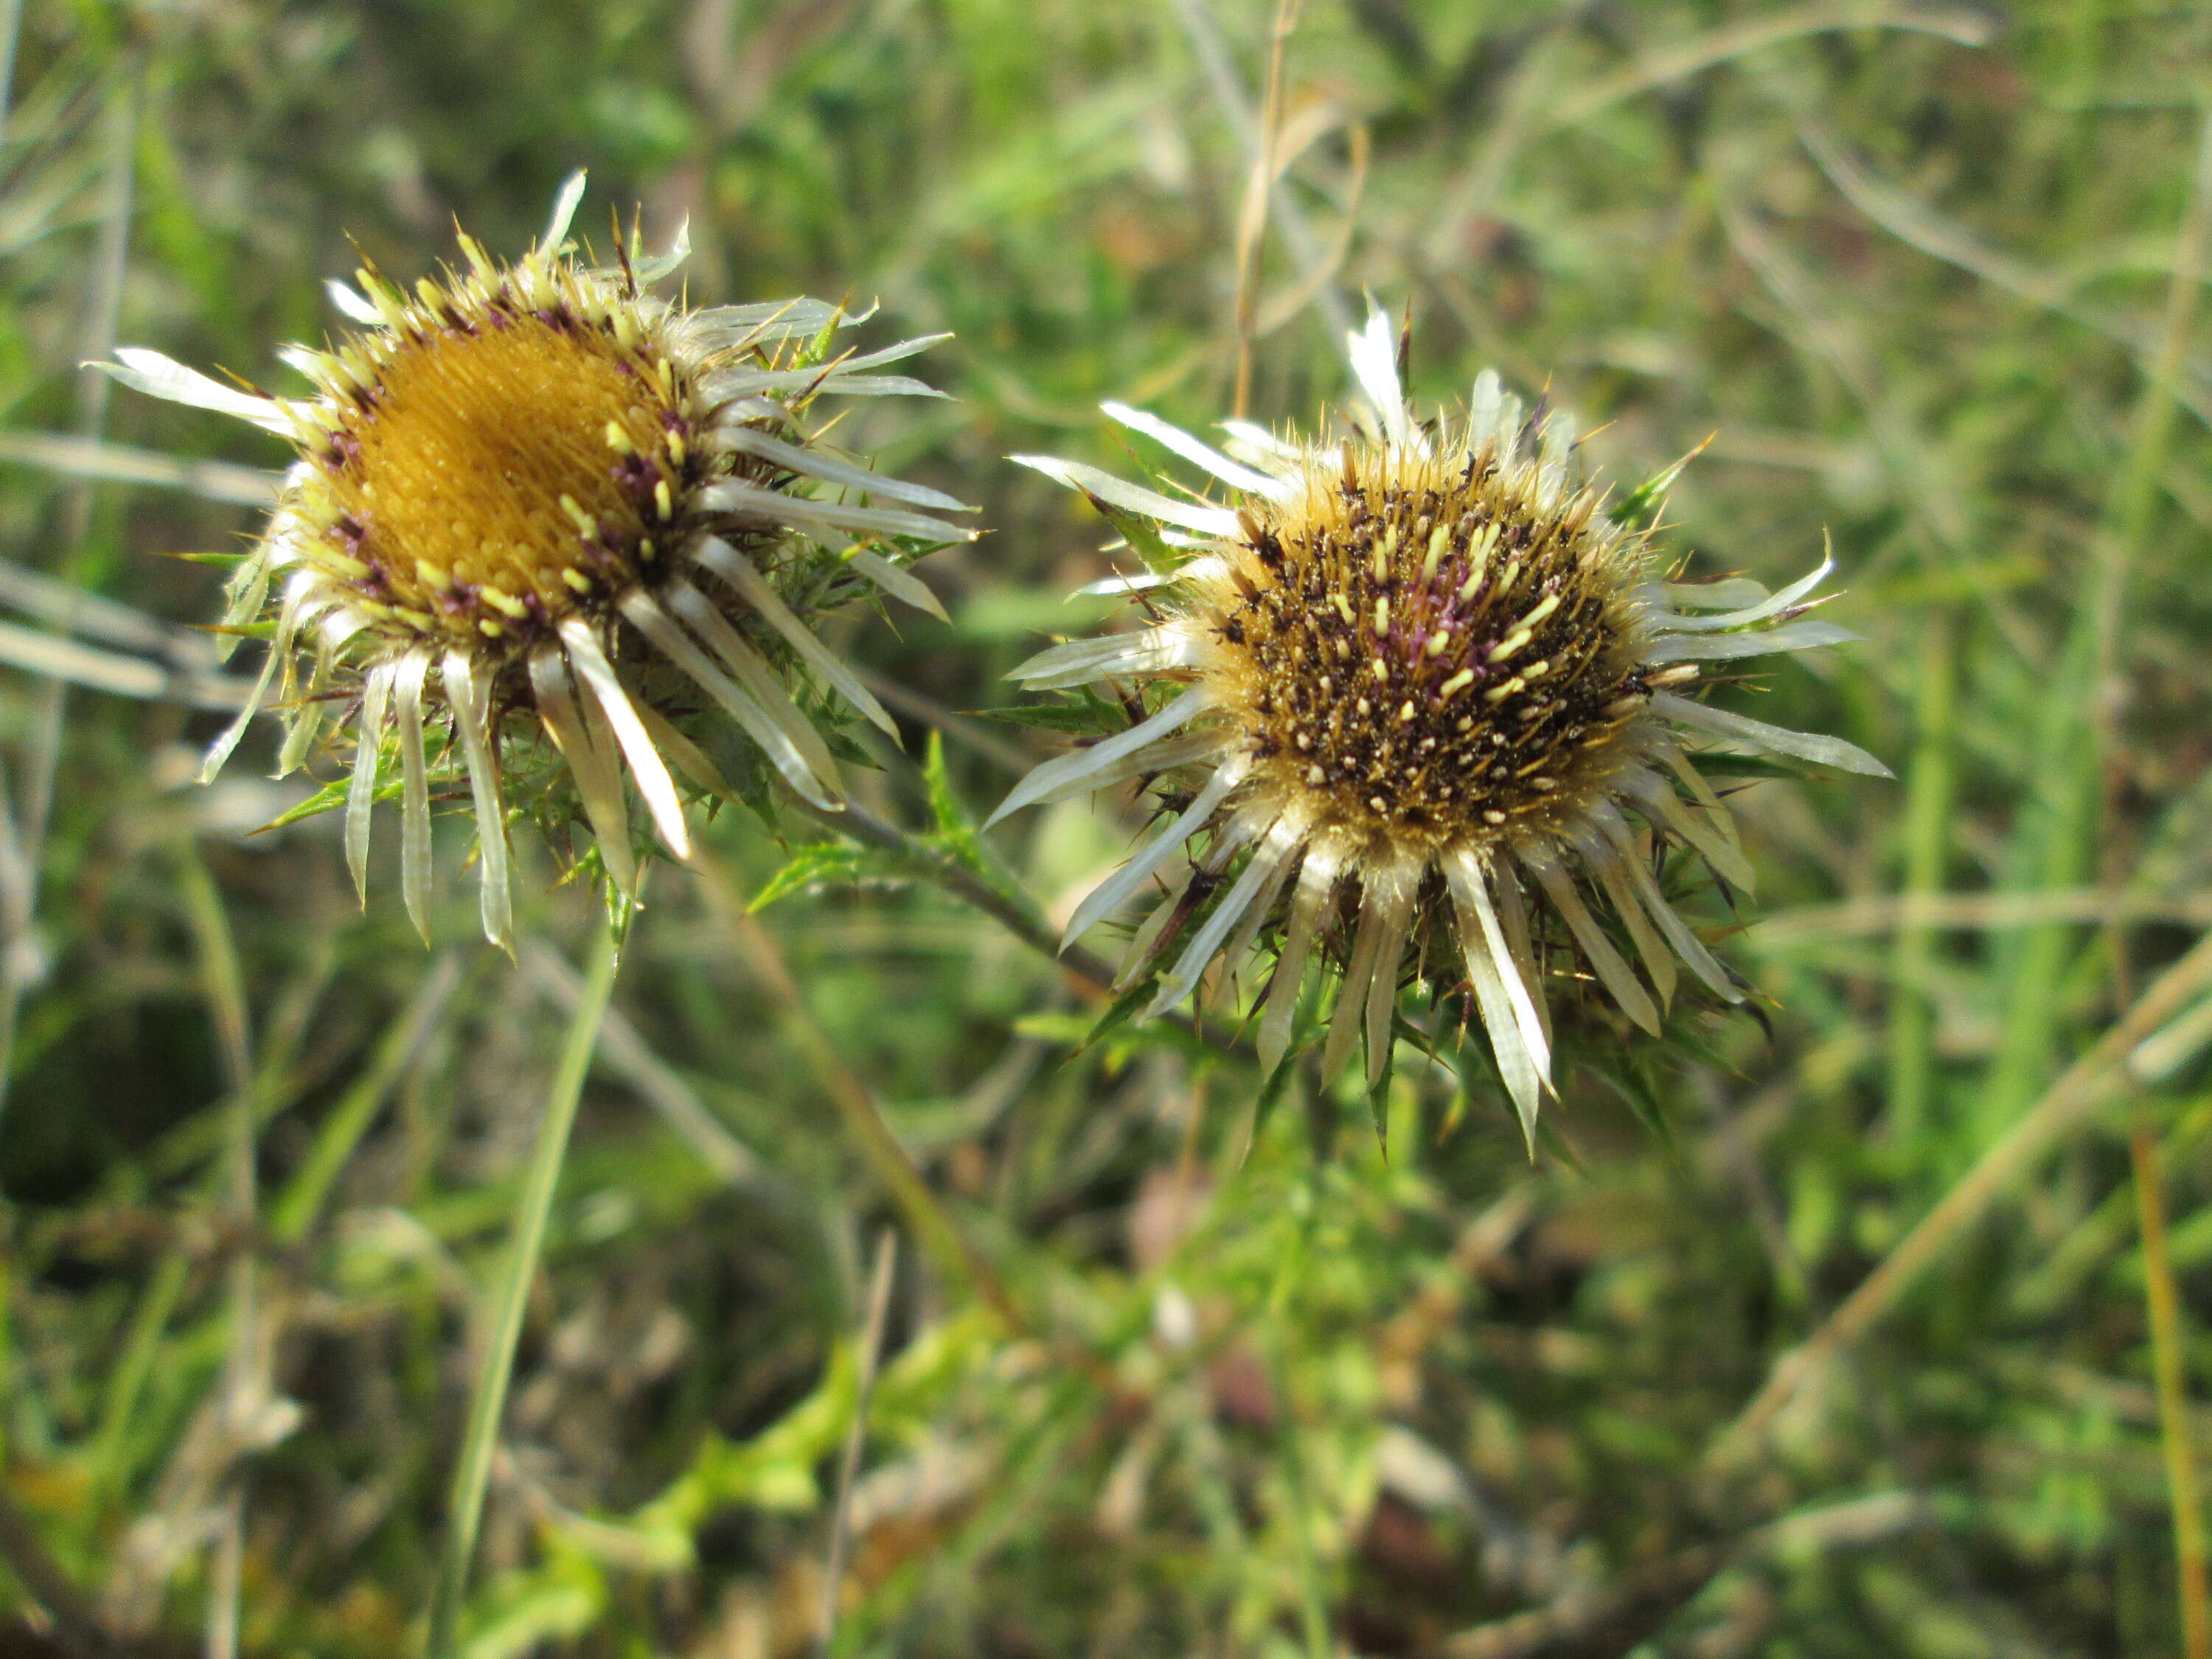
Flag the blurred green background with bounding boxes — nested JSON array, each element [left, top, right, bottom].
[[4, 0, 2212, 1654]]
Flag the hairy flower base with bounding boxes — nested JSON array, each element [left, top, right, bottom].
[[995, 308, 1888, 1139], [108, 175, 970, 947]]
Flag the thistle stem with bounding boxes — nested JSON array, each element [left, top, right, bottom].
[[424, 919, 624, 1659], [796, 796, 1115, 989], [795, 796, 1239, 1060]]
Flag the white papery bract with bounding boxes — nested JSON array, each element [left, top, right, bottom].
[[105, 174, 970, 947], [993, 306, 1887, 1141]]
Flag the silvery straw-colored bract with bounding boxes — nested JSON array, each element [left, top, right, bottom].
[[103, 173, 970, 947], [993, 305, 1888, 1141]]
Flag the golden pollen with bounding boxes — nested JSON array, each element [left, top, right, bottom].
[[310, 293, 691, 655], [1197, 437, 1652, 856]]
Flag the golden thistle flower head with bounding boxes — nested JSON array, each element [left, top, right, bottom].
[[992, 306, 1888, 1139], [106, 174, 970, 947]]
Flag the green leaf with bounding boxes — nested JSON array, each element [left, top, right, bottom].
[[978, 698, 1123, 735], [1391, 1007, 1447, 1066], [257, 776, 350, 830], [1590, 1052, 1681, 1162], [459, 1569, 602, 1659], [747, 841, 881, 911], [922, 728, 977, 847], [1684, 752, 1831, 783], [1072, 977, 1153, 1057], [1610, 447, 1701, 527], [1248, 1046, 1301, 1155], [1009, 1012, 1100, 1043], [1363, 1046, 1395, 1158], [1082, 492, 1180, 573], [918, 731, 1051, 928]]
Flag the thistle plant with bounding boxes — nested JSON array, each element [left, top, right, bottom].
[[992, 307, 1889, 1137], [102, 174, 968, 947]]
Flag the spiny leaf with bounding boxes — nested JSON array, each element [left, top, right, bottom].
[[1247, 1047, 1301, 1158], [922, 728, 977, 849], [919, 730, 1051, 931], [1688, 752, 1843, 783], [978, 698, 1124, 735], [1082, 492, 1179, 573], [1072, 977, 1154, 1057], [256, 776, 352, 830], [1590, 1054, 1682, 1164], [748, 841, 889, 911], [1364, 1047, 1396, 1160], [1610, 437, 1710, 527]]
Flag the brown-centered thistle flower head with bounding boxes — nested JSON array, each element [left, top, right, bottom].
[[1192, 431, 1650, 864], [991, 306, 1888, 1141], [105, 174, 970, 948]]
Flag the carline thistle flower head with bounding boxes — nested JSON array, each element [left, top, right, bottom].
[[104, 174, 970, 947], [990, 306, 1888, 1141]]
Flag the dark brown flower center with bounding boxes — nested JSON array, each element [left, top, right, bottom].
[[1208, 445, 1652, 852]]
